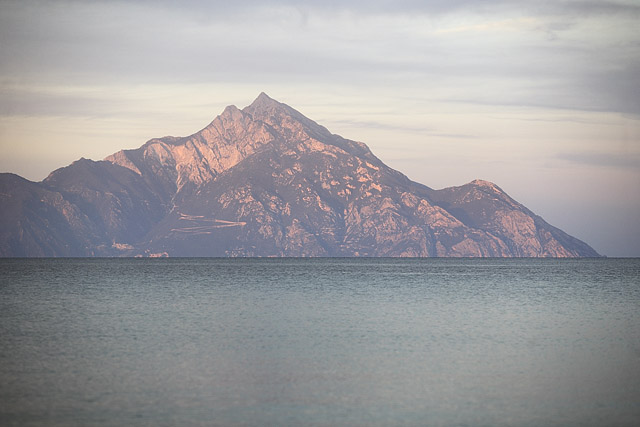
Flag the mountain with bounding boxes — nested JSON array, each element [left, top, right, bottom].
[[0, 93, 600, 257]]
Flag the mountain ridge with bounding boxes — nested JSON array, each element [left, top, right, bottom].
[[0, 93, 601, 257]]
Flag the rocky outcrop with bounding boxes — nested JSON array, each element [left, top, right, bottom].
[[0, 93, 600, 257]]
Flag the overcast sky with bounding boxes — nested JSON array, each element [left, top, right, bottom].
[[1, 0, 639, 256]]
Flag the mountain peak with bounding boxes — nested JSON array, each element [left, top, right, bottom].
[[241, 92, 334, 142], [471, 179, 493, 186], [245, 92, 281, 112], [219, 104, 244, 121], [470, 179, 500, 190], [254, 91, 275, 104], [222, 104, 241, 113]]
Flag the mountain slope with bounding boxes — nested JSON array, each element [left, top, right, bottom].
[[0, 173, 96, 256], [426, 180, 599, 257], [0, 93, 600, 257]]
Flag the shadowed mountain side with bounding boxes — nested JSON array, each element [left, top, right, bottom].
[[0, 159, 167, 256], [0, 173, 97, 256], [0, 93, 600, 257], [43, 159, 169, 246]]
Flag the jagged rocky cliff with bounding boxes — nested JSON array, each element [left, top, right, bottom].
[[0, 93, 600, 257]]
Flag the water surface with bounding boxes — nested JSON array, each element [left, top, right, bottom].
[[1, 258, 639, 426]]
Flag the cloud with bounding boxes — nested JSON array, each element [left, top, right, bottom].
[[1, 0, 639, 116], [557, 151, 640, 169], [123, 0, 640, 17], [327, 118, 480, 140]]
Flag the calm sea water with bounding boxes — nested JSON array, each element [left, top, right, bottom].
[[1, 258, 639, 426]]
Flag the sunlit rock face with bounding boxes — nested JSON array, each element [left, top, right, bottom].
[[0, 93, 600, 257]]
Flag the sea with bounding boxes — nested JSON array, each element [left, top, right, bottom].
[[1, 258, 639, 427]]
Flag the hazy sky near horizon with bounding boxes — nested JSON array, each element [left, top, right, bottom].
[[1, 0, 639, 256]]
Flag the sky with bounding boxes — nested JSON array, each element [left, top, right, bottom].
[[0, 0, 639, 256]]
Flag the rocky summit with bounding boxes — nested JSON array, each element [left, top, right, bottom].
[[0, 93, 600, 257]]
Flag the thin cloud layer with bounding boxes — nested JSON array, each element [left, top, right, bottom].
[[1, 0, 638, 115]]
